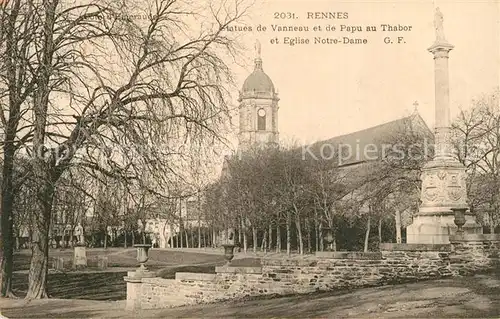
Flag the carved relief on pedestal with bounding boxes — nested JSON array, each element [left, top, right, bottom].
[[446, 170, 467, 203], [422, 171, 439, 202], [421, 167, 467, 207]]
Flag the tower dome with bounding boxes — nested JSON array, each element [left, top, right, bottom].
[[241, 40, 275, 95], [242, 59, 275, 93]]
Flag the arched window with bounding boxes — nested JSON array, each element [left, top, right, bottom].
[[257, 108, 266, 130]]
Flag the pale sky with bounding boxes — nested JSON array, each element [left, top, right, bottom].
[[226, 0, 500, 148]]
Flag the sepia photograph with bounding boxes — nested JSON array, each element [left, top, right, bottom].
[[0, 0, 499, 318]]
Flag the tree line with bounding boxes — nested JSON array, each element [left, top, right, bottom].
[[203, 91, 500, 255]]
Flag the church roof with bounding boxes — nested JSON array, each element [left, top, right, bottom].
[[304, 112, 433, 167]]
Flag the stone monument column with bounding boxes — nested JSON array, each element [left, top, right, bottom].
[[406, 8, 482, 244], [73, 223, 87, 269]]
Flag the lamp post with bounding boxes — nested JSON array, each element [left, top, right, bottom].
[[452, 208, 467, 234]]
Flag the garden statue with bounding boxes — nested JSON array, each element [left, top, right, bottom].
[[74, 223, 85, 245]]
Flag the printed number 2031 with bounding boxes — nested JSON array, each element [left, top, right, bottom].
[[274, 12, 297, 19]]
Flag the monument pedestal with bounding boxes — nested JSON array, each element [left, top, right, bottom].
[[73, 244, 87, 269], [407, 214, 482, 244], [407, 159, 483, 244]]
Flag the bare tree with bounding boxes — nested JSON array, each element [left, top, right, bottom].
[[452, 90, 500, 232], [0, 0, 251, 298], [0, 0, 40, 296]]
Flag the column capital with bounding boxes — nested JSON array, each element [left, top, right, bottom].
[[428, 42, 454, 55]]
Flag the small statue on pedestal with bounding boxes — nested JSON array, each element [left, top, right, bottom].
[[74, 223, 85, 245]]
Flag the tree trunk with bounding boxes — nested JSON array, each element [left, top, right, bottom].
[[237, 219, 241, 247], [132, 231, 135, 246], [268, 223, 272, 251], [1, 110, 20, 297], [170, 224, 174, 248], [276, 223, 281, 253], [202, 228, 206, 248], [261, 230, 267, 252], [1, 0, 27, 296], [286, 211, 291, 255], [395, 210, 402, 243], [24, 0, 58, 298], [242, 218, 247, 253], [252, 226, 257, 253], [319, 227, 324, 252], [26, 178, 55, 299], [211, 227, 216, 248], [124, 231, 127, 248], [306, 218, 312, 253], [190, 227, 194, 248], [104, 229, 108, 249], [198, 220, 201, 249], [295, 213, 304, 255], [185, 229, 189, 248], [314, 211, 319, 252], [378, 218, 382, 245], [490, 212, 495, 234], [197, 194, 202, 249], [0, 177, 15, 297], [364, 215, 371, 253], [179, 222, 184, 248]]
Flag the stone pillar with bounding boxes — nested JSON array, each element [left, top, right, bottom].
[[73, 244, 87, 269], [449, 234, 500, 275], [430, 42, 454, 160], [406, 9, 482, 244], [124, 270, 155, 311], [124, 271, 143, 311]]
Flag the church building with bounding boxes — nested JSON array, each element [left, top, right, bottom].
[[218, 40, 434, 246]]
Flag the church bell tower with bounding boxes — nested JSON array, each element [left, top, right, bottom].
[[238, 40, 279, 153]]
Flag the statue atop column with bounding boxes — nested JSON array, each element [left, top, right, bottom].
[[255, 39, 261, 58], [434, 7, 446, 42]]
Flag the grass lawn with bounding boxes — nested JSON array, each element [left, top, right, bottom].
[[14, 248, 227, 270], [12, 248, 228, 300], [12, 272, 128, 300]]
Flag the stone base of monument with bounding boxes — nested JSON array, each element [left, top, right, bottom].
[[124, 270, 155, 311], [73, 244, 87, 269], [407, 214, 483, 244]]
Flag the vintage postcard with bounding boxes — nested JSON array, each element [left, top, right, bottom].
[[0, 0, 498, 318]]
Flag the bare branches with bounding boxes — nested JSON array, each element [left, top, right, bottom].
[[0, 0, 251, 298], [452, 89, 500, 227]]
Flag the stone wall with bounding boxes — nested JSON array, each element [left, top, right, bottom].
[[126, 234, 500, 310], [449, 234, 500, 275]]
